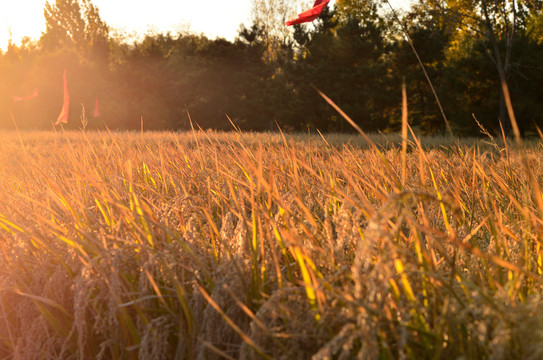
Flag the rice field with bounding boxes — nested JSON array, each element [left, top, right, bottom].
[[0, 129, 542, 359]]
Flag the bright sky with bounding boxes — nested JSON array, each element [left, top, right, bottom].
[[0, 0, 412, 51]]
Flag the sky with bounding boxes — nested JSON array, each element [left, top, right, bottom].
[[0, 0, 412, 51]]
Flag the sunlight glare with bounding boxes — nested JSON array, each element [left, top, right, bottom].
[[0, 1, 46, 50], [0, 0, 253, 51]]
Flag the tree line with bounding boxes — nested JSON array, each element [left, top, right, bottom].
[[0, 0, 542, 135]]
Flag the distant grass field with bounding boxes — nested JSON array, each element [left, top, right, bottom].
[[0, 130, 542, 359]]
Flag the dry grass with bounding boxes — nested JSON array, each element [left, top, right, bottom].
[[0, 129, 542, 359]]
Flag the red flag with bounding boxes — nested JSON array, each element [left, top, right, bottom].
[[55, 70, 69, 125], [13, 88, 38, 102], [286, 0, 330, 26], [93, 96, 100, 118]]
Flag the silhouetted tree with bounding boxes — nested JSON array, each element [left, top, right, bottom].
[[42, 0, 109, 60]]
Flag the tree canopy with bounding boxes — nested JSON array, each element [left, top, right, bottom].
[[0, 0, 541, 135]]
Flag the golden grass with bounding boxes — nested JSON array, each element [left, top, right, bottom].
[[0, 129, 542, 359]]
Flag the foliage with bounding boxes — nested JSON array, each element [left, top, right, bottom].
[[0, 0, 542, 134], [419, 0, 543, 133], [43, 0, 109, 60]]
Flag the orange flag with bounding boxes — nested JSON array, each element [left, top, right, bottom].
[[286, 0, 330, 26], [55, 70, 69, 125], [93, 96, 100, 118], [13, 88, 38, 102]]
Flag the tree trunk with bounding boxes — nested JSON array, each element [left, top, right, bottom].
[[481, 0, 521, 140]]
